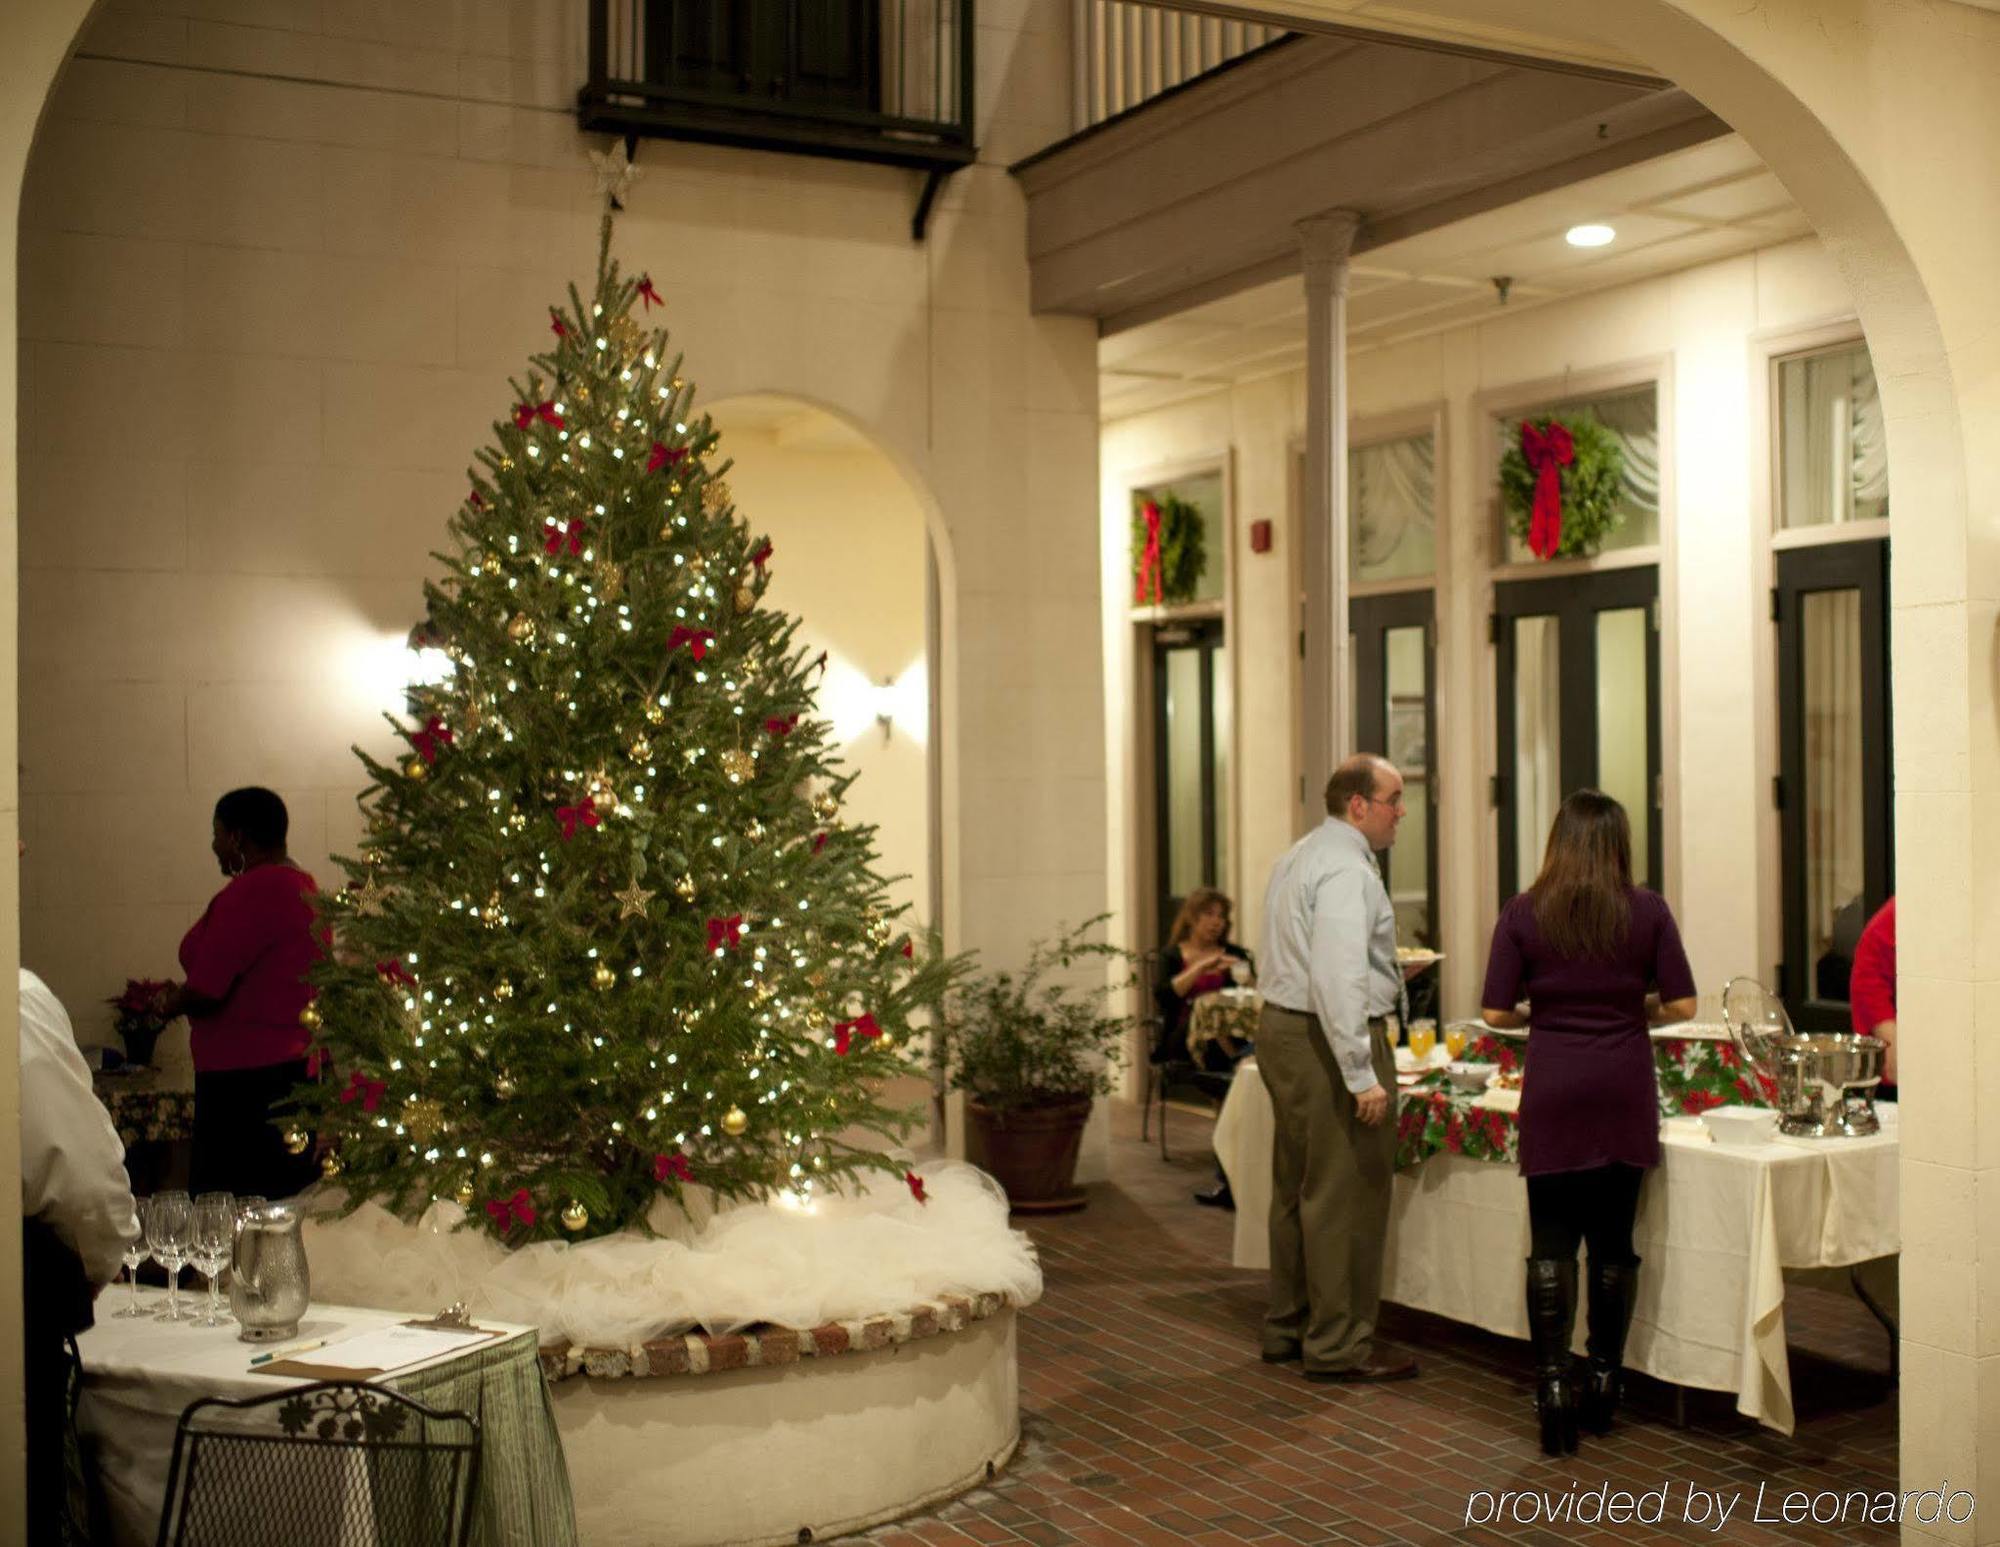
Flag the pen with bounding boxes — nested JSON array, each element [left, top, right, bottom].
[[249, 1338, 327, 1366]]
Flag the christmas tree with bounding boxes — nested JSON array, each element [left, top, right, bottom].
[[293, 211, 955, 1242]]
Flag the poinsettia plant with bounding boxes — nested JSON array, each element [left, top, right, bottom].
[[107, 977, 177, 1066]]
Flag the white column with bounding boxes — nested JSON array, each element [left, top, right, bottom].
[[1297, 211, 1361, 830]]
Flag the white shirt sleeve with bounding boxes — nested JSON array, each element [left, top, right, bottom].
[[1306, 869, 1381, 1095], [19, 970, 140, 1285]]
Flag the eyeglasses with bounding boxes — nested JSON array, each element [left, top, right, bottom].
[[1364, 792, 1407, 813]]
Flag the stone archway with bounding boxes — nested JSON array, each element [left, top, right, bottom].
[[5, 0, 1997, 1530]]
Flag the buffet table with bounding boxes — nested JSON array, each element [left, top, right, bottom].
[[77, 1292, 579, 1546], [1212, 1055, 1898, 1436]]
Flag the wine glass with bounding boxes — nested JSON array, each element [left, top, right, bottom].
[[113, 1197, 151, 1318], [1228, 959, 1252, 989], [146, 1190, 193, 1322], [1407, 1019, 1437, 1062], [191, 1192, 236, 1327]]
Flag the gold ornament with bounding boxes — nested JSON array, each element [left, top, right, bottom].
[[283, 1127, 310, 1156], [685, 556, 706, 583], [594, 560, 625, 601], [404, 756, 429, 781], [593, 961, 617, 991], [744, 819, 766, 845], [481, 890, 504, 930], [734, 585, 755, 615], [878, 1030, 895, 1052], [299, 1001, 323, 1033], [673, 874, 697, 902], [721, 1106, 749, 1137], [320, 1152, 343, 1180], [494, 978, 515, 1000], [752, 978, 776, 1005], [805, 1006, 830, 1032], [644, 700, 667, 726], [810, 791, 839, 822], [405, 1098, 446, 1145], [868, 916, 894, 949], [627, 734, 652, 762], [614, 879, 655, 920], [494, 1072, 516, 1100], [455, 1178, 476, 1207], [561, 1200, 590, 1232], [807, 970, 828, 991], [352, 876, 390, 917], [507, 613, 535, 643], [668, 480, 682, 497], [609, 315, 643, 359], [574, 383, 592, 404], [702, 480, 732, 514], [478, 551, 502, 573], [671, 376, 685, 392], [508, 809, 528, 832], [499, 455, 514, 472], [720, 748, 755, 784]]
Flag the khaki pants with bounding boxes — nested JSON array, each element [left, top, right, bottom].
[[1259, 1004, 1398, 1372]]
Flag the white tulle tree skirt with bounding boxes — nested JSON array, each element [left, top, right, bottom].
[[304, 1157, 1041, 1349]]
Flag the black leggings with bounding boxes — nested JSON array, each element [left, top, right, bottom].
[[1527, 1164, 1644, 1265]]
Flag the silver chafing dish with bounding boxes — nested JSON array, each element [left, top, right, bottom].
[[1721, 977, 1885, 1138]]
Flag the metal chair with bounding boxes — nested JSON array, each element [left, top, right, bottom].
[[156, 1380, 481, 1547], [1137, 951, 1236, 1160]]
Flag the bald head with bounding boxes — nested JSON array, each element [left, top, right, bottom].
[[1326, 754, 1404, 850], [1325, 755, 1392, 816]]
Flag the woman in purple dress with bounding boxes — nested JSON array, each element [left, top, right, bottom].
[[1480, 791, 1697, 1456]]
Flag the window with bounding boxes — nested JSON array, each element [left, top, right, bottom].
[[1777, 342, 1887, 530], [1132, 468, 1225, 608], [1498, 385, 1659, 562], [1350, 431, 1435, 583]]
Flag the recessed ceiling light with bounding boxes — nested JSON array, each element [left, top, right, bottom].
[[1566, 223, 1616, 248]]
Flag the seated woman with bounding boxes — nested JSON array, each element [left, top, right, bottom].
[[162, 787, 326, 1200], [1154, 887, 1253, 1208]]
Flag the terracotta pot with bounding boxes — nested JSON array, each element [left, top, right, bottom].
[[965, 1094, 1092, 1213]]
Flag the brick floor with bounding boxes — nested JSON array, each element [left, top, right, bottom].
[[852, 1100, 1900, 1546]]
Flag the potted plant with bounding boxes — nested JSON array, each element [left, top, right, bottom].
[[107, 977, 176, 1068], [935, 917, 1130, 1212]]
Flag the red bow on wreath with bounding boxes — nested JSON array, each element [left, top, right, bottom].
[[485, 1189, 536, 1232], [513, 400, 564, 431], [706, 914, 746, 954], [411, 715, 453, 765], [543, 518, 586, 556], [1519, 420, 1575, 561], [1134, 500, 1164, 605], [668, 626, 715, 663], [647, 442, 686, 474], [556, 801, 601, 841], [339, 1070, 386, 1113], [653, 1152, 694, 1185], [637, 275, 663, 310], [832, 1013, 882, 1056]]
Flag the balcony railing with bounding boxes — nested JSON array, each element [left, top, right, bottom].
[[580, 1, 976, 175], [1073, 1, 1285, 130]]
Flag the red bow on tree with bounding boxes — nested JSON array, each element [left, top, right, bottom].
[[647, 442, 686, 474], [339, 1070, 386, 1113], [764, 714, 798, 737], [1134, 499, 1164, 605], [668, 626, 715, 663], [652, 1152, 694, 1184], [411, 715, 453, 765], [556, 801, 601, 841], [637, 275, 663, 310], [543, 518, 586, 556], [901, 940, 915, 960], [468, 488, 484, 509], [485, 1189, 536, 1232], [811, 651, 828, 674], [375, 958, 414, 989], [749, 540, 773, 572], [549, 309, 568, 338], [306, 1045, 332, 1079], [832, 1013, 883, 1056], [706, 914, 746, 954], [905, 1171, 927, 1205], [812, 831, 829, 854], [513, 400, 564, 431], [1519, 420, 1576, 560]]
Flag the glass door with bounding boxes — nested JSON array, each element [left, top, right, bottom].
[[1350, 592, 1437, 950], [1493, 568, 1661, 902], [1151, 618, 1229, 942], [1774, 539, 1891, 1029]]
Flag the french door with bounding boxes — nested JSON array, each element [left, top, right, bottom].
[[1774, 539, 1892, 1029], [1350, 592, 1438, 951], [1151, 618, 1228, 943], [1493, 568, 1662, 903]]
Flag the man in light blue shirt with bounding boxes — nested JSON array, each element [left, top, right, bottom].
[[1255, 754, 1416, 1381]]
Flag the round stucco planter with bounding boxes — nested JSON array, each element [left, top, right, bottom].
[[542, 1292, 1020, 1546]]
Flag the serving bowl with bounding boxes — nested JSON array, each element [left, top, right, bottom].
[[1444, 1061, 1494, 1094], [1700, 1106, 1780, 1147]]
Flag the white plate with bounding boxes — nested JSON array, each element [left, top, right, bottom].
[[1396, 950, 1444, 968], [1393, 1045, 1452, 1073]]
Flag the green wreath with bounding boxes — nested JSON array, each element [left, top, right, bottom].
[[1499, 414, 1626, 560], [1131, 491, 1206, 605]]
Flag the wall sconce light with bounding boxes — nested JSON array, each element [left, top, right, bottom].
[[871, 679, 898, 745]]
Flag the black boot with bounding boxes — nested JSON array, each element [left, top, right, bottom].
[[1525, 1257, 1579, 1456], [1582, 1255, 1639, 1435]]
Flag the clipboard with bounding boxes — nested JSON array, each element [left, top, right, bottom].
[[251, 1320, 509, 1380]]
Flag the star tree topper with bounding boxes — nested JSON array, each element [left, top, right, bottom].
[[589, 140, 642, 210]]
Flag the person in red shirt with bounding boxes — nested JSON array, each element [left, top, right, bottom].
[[163, 787, 324, 1198], [1850, 896, 1897, 1085]]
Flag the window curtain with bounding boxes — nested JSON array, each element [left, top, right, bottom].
[[1514, 617, 1561, 896], [1781, 345, 1888, 527], [1582, 390, 1659, 518], [1350, 433, 1435, 580], [1803, 590, 1865, 972]]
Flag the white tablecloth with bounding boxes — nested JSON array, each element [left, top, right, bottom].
[[77, 1291, 539, 1546], [1212, 1058, 1899, 1434]]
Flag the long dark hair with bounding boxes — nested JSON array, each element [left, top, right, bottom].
[[1529, 790, 1632, 960]]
